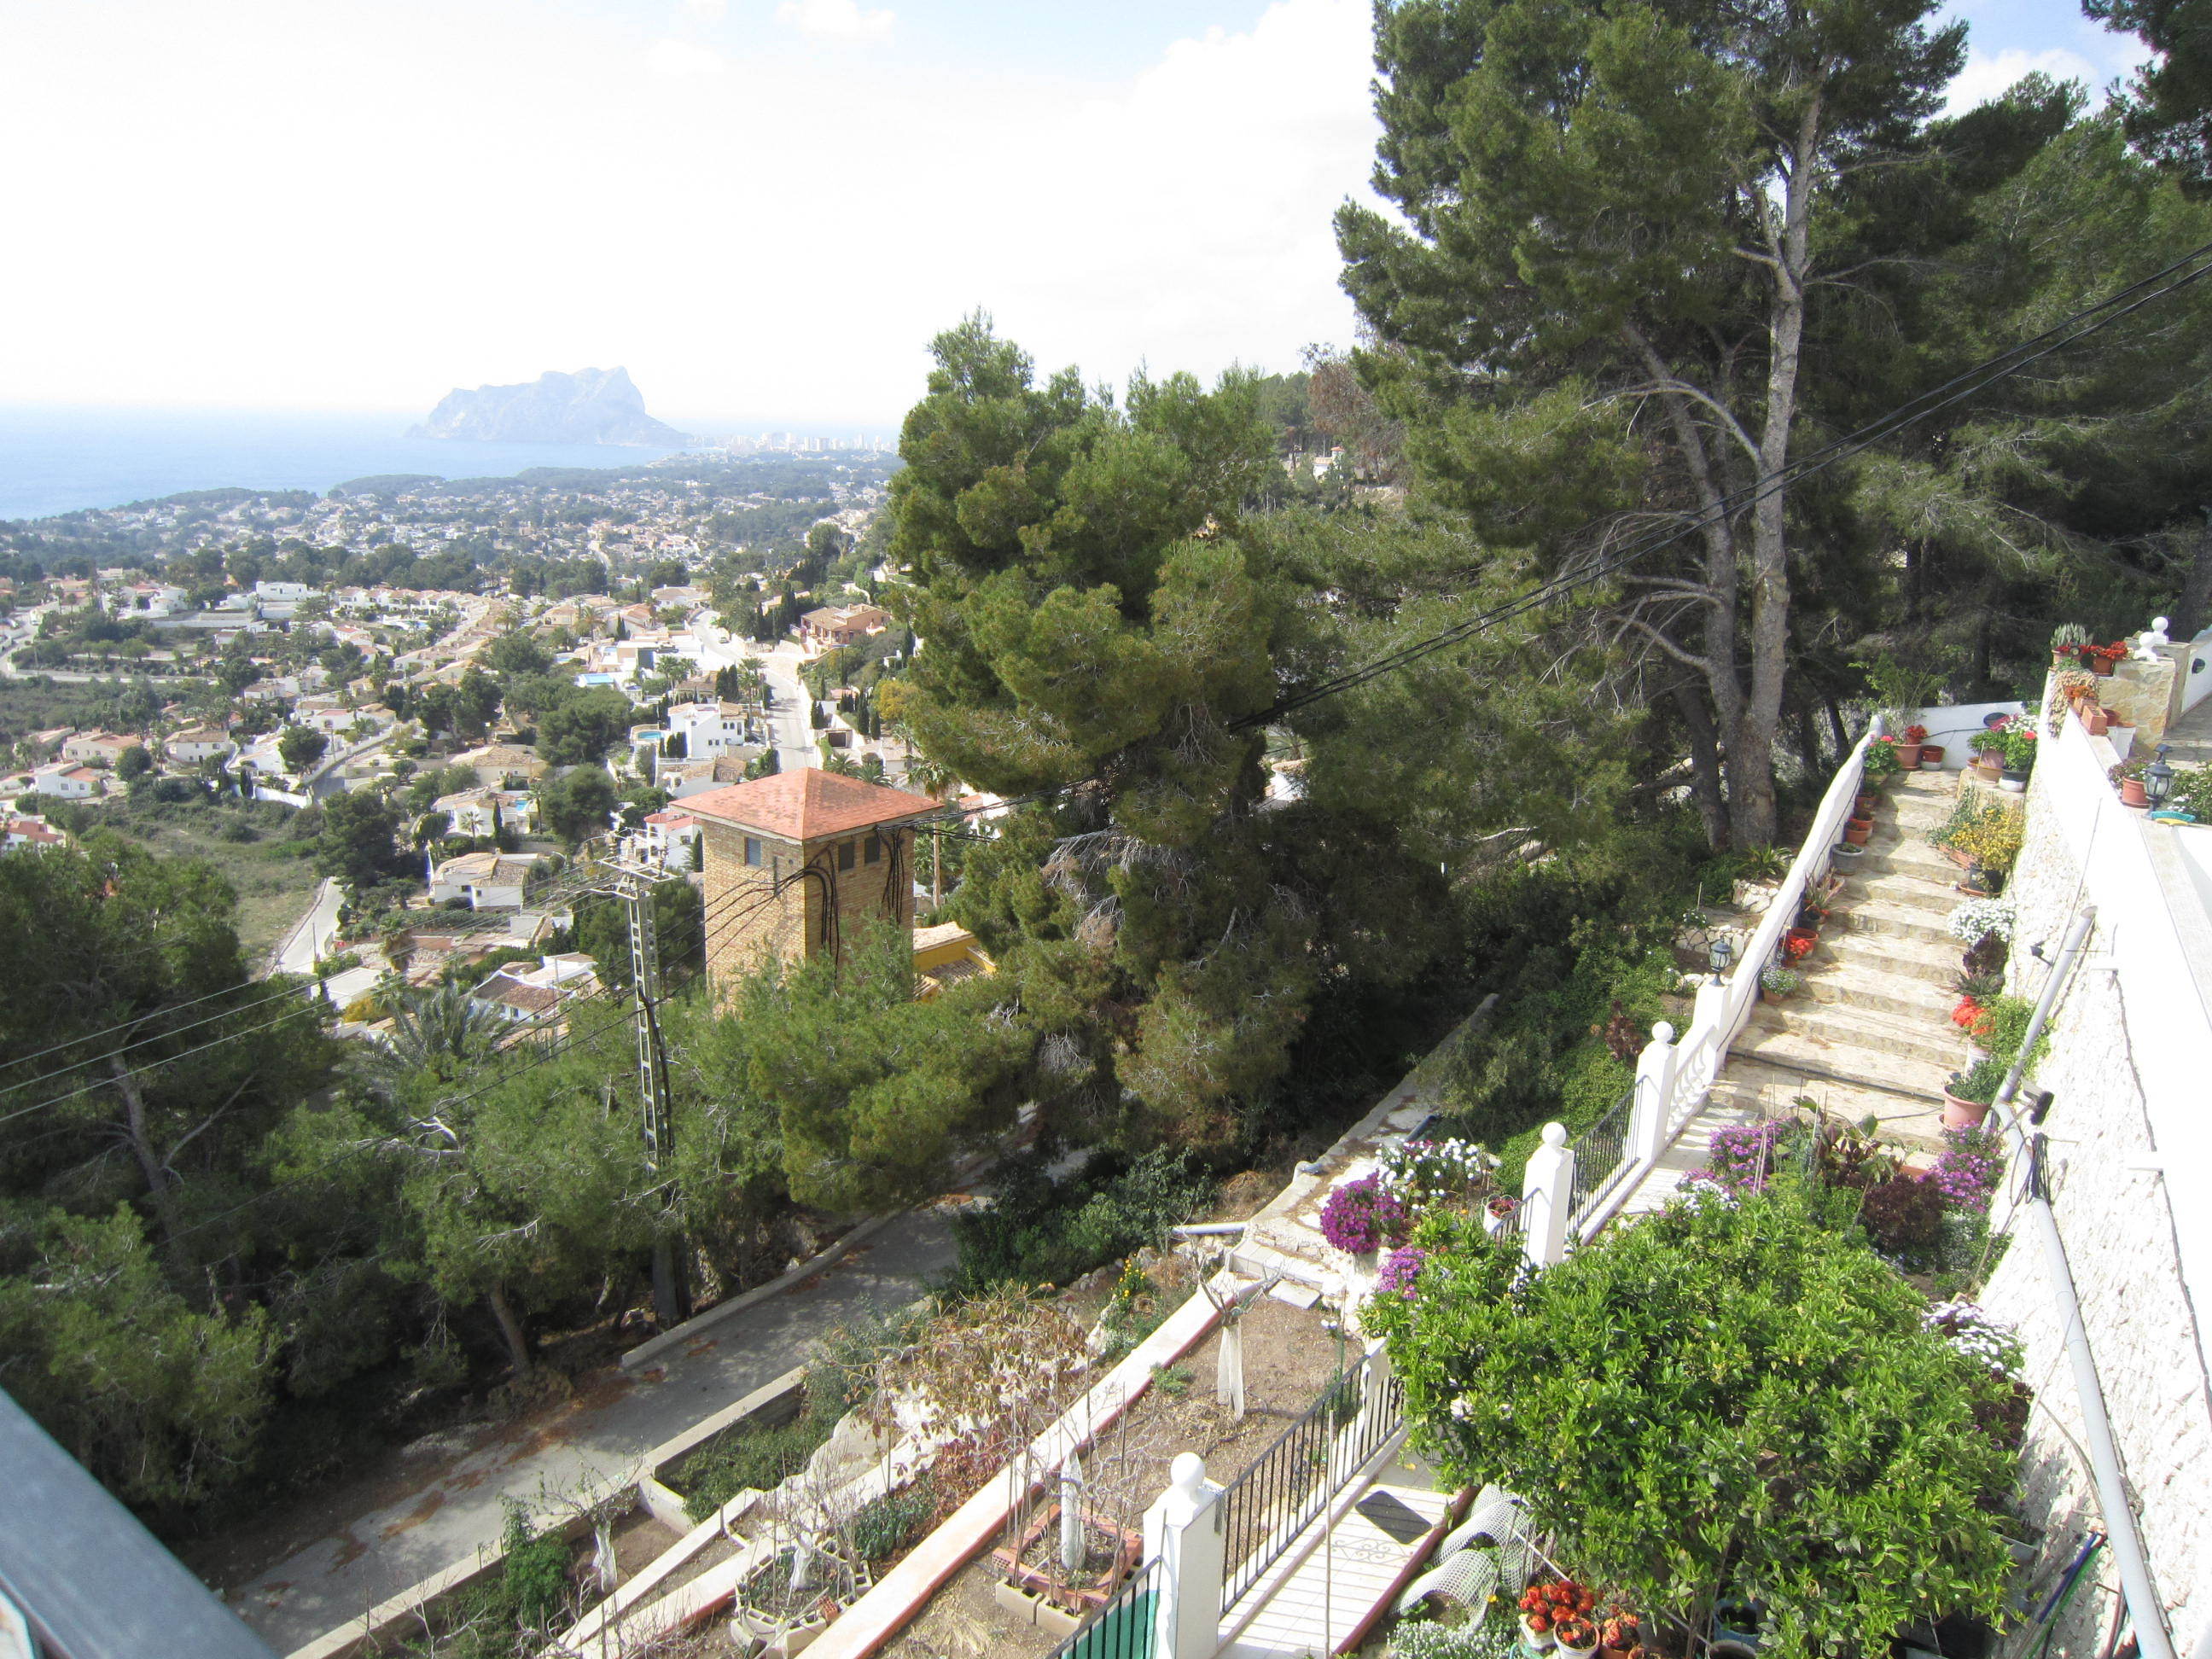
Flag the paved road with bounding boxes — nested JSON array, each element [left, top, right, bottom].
[[269, 878, 344, 979], [229, 1208, 957, 1655], [694, 620, 818, 774]]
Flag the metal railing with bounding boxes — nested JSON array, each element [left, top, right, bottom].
[[1215, 1364, 1403, 1614], [1566, 1081, 1638, 1233], [1045, 1553, 1161, 1659]]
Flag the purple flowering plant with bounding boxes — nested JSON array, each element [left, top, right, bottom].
[[1699, 1121, 1788, 1194], [1377, 1245, 1430, 1299], [1318, 1174, 1411, 1254], [1925, 1125, 2004, 1213]]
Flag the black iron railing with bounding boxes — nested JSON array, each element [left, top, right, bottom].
[[1045, 1553, 1161, 1659], [1567, 1080, 1638, 1232], [1214, 1365, 1403, 1614]]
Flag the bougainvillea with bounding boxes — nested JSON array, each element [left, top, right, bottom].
[[1318, 1174, 1410, 1254]]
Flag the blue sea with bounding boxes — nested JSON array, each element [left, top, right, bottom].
[[0, 405, 690, 523]]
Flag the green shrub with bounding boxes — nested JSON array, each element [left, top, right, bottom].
[[948, 1149, 1213, 1294], [500, 1501, 572, 1632], [851, 1479, 939, 1563], [677, 1415, 830, 1522]]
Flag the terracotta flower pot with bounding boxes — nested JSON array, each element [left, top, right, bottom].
[[1919, 744, 1945, 766], [1843, 821, 1871, 846], [1942, 1089, 1994, 1130], [2122, 777, 2151, 807], [2091, 658, 2115, 677], [2081, 706, 2109, 736], [1896, 742, 1924, 769], [1854, 793, 1877, 817]]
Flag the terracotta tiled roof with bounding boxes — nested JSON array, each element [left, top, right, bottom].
[[684, 770, 941, 841]]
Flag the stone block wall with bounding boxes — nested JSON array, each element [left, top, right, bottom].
[[701, 820, 806, 989], [1975, 719, 2212, 1657]]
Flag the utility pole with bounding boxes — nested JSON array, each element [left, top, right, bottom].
[[623, 868, 689, 1328]]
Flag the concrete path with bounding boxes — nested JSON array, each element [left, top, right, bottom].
[[228, 1208, 957, 1655], [268, 878, 344, 979]]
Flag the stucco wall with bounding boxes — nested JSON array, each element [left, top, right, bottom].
[[1976, 693, 2212, 1657]]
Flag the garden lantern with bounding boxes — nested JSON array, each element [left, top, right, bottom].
[[1708, 934, 1734, 984], [2146, 744, 2174, 808]]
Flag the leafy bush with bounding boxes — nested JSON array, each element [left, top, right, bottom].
[[1366, 1187, 2016, 1652], [499, 1501, 573, 1632], [675, 1413, 832, 1522], [948, 1148, 1213, 1294], [1858, 1177, 1947, 1256]]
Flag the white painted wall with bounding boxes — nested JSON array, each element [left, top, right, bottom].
[[1976, 683, 2212, 1657]]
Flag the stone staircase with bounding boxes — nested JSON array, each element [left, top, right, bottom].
[[1712, 769, 1965, 1150]]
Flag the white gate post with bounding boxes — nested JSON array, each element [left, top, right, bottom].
[[1521, 1123, 1575, 1269], [1631, 1021, 1678, 1167], [1144, 1452, 1225, 1659]]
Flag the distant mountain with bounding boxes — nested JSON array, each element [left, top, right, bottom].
[[408, 368, 691, 446]]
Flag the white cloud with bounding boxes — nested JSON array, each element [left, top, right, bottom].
[[1944, 45, 2102, 113], [683, 0, 725, 18], [0, 0, 1377, 421], [774, 0, 894, 45], [646, 37, 724, 76]]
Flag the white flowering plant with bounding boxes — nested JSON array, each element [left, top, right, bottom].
[[1924, 1301, 2022, 1375], [1376, 1136, 1501, 1214], [1947, 897, 2014, 946]]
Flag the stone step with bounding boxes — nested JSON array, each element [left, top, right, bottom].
[[1731, 1021, 1955, 1102], [1842, 835, 1957, 878], [1839, 872, 1958, 917], [1704, 1058, 1952, 1152], [1747, 1000, 1965, 1069], [1831, 898, 1955, 947], [1820, 927, 1962, 986], [1797, 959, 1961, 1022]]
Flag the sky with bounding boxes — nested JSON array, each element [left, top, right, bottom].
[[0, 0, 2159, 428]]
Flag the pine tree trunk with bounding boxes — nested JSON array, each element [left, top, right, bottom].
[[487, 1284, 533, 1375], [109, 1057, 191, 1281], [1674, 684, 1730, 850], [1730, 103, 1821, 849]]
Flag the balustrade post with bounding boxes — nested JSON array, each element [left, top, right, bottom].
[[1144, 1452, 1225, 1659], [1520, 1123, 1575, 1269], [1631, 1022, 1678, 1166]]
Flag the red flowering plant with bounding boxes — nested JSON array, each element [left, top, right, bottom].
[[2089, 641, 2128, 665], [1782, 933, 1816, 964], [1951, 995, 1984, 1030], [1519, 1580, 1598, 1640], [1903, 724, 1930, 744]]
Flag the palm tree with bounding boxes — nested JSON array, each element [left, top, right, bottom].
[[358, 980, 509, 1092]]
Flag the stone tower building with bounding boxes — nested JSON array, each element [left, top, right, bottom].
[[687, 770, 943, 992]]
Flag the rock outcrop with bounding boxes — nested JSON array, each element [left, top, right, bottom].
[[408, 367, 690, 446]]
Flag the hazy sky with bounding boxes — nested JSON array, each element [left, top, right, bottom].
[[0, 0, 2155, 427]]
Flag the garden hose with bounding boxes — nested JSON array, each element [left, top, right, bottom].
[[2034, 1534, 2107, 1659]]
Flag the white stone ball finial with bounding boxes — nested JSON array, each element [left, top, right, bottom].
[[1652, 1020, 1676, 1045], [1540, 1122, 1569, 1149], [2138, 617, 2171, 661], [1169, 1452, 1207, 1494]]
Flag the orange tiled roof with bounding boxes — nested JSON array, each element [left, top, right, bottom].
[[684, 769, 940, 842]]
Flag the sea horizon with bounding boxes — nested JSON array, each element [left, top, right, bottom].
[[0, 404, 899, 524]]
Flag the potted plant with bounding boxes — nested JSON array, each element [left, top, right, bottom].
[[1760, 964, 1803, 1000], [1897, 723, 1928, 769], [2050, 623, 2090, 669], [1943, 1056, 2007, 1129], [1556, 1614, 1600, 1659], [1596, 1613, 1641, 1659], [1860, 733, 1901, 783], [2088, 639, 2128, 677], [1482, 1192, 1520, 1237], [1842, 814, 1871, 845], [1522, 1583, 1597, 1654], [1999, 725, 2038, 789], [2112, 756, 2151, 808], [1920, 742, 1946, 769], [1966, 727, 2007, 781], [1854, 789, 1878, 817]]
